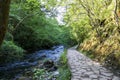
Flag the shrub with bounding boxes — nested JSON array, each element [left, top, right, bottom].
[[0, 40, 25, 63], [33, 69, 46, 80]]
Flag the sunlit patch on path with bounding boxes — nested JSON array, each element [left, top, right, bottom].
[[67, 48, 120, 80]]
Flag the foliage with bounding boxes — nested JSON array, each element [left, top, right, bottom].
[[60, 0, 120, 70], [0, 40, 25, 63], [69, 18, 91, 44], [63, 1, 92, 45], [57, 50, 71, 80], [4, 32, 13, 41], [33, 68, 46, 80], [74, 0, 120, 69], [23, 0, 40, 12], [13, 16, 73, 52], [8, 0, 75, 53]]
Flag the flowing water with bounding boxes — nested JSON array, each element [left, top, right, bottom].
[[0, 45, 64, 79]]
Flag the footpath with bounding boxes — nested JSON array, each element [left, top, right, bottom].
[[67, 48, 120, 80]]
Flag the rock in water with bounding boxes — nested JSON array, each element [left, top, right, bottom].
[[43, 60, 54, 68]]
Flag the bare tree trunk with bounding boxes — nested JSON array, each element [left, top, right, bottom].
[[0, 0, 11, 46], [114, 0, 120, 25]]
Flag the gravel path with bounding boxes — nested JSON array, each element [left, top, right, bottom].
[[67, 48, 120, 80]]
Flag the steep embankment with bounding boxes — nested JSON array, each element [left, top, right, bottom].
[[80, 24, 120, 72]]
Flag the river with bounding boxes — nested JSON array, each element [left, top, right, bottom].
[[0, 45, 64, 80]]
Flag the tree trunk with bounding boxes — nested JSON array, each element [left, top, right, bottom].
[[0, 0, 11, 46]]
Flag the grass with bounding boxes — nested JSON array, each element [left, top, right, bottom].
[[57, 49, 71, 80]]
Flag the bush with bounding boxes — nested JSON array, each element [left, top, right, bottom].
[[0, 40, 25, 63], [33, 69, 46, 80]]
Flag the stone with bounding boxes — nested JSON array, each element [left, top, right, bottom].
[[80, 78, 92, 80], [24, 70, 33, 76], [99, 75, 112, 79], [43, 60, 54, 68], [101, 72, 113, 77], [81, 74, 89, 78], [93, 70, 99, 74], [79, 69, 87, 73], [99, 77, 108, 80], [92, 79, 98, 80], [112, 76, 120, 80], [67, 49, 120, 80], [53, 71, 59, 76], [85, 72, 94, 75], [89, 74, 98, 79]]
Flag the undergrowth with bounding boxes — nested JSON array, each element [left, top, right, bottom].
[[57, 50, 71, 80]]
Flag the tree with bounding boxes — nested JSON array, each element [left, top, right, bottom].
[[114, 0, 120, 26], [0, 0, 11, 46]]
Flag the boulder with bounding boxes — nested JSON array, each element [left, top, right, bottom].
[[43, 60, 54, 69]]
